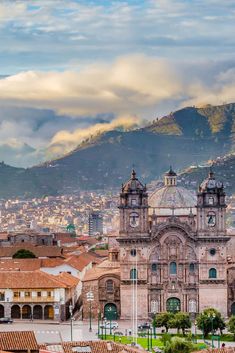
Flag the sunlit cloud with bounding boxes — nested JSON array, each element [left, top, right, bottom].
[[47, 115, 140, 158]]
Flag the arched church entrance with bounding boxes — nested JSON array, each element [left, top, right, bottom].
[[104, 303, 118, 320], [166, 297, 181, 313], [231, 302, 235, 315], [0, 304, 4, 318]]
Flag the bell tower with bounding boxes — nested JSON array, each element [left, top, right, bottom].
[[196, 169, 226, 237], [118, 169, 150, 320], [196, 169, 229, 316], [119, 169, 149, 237]]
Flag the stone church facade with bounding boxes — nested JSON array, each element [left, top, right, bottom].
[[118, 168, 233, 319], [82, 168, 235, 320]]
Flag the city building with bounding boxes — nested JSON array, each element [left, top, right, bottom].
[[88, 211, 103, 236], [82, 168, 235, 320], [0, 270, 79, 320]]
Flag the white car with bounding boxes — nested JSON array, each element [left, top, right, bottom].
[[100, 321, 119, 329]]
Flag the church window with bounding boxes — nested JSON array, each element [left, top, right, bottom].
[[189, 263, 195, 272], [170, 262, 177, 275], [151, 300, 158, 314], [209, 248, 216, 256], [130, 249, 136, 257], [106, 279, 114, 292], [131, 199, 137, 206], [189, 299, 197, 313], [151, 263, 157, 272], [208, 197, 214, 205], [130, 268, 137, 280], [209, 268, 217, 279]]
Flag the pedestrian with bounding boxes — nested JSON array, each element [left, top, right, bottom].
[[222, 343, 225, 348]]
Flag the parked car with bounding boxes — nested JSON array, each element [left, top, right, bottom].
[[0, 317, 13, 324], [138, 322, 151, 330], [100, 321, 118, 329]]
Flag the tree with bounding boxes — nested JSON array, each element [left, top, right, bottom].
[[160, 333, 172, 347], [227, 315, 235, 340], [13, 249, 36, 258], [169, 312, 191, 335], [153, 312, 174, 333], [196, 308, 225, 337], [164, 337, 193, 353]]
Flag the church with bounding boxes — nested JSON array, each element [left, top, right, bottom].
[[82, 168, 235, 320]]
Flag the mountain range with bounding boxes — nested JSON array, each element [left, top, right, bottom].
[[1, 102, 235, 198]]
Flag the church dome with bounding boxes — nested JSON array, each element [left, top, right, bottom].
[[149, 185, 196, 209], [149, 168, 196, 215]]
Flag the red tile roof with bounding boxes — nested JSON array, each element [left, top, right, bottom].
[[0, 245, 64, 258], [0, 270, 77, 289], [0, 331, 38, 351]]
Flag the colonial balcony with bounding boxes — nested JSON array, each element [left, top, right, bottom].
[[13, 296, 56, 303]]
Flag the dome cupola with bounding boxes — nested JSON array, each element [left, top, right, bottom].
[[164, 166, 177, 186]]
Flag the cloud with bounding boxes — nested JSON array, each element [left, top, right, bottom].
[[0, 0, 234, 74], [0, 55, 182, 118], [47, 115, 141, 158]]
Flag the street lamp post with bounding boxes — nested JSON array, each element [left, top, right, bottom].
[[194, 321, 197, 344], [98, 311, 101, 337], [69, 304, 73, 342], [150, 327, 153, 351], [86, 291, 94, 332], [106, 307, 113, 335], [104, 317, 107, 339], [209, 313, 216, 348], [147, 328, 150, 351]]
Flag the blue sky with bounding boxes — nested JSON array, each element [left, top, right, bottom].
[[0, 0, 235, 166]]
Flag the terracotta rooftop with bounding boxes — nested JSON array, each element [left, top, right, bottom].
[[0, 245, 64, 258], [0, 254, 95, 273], [0, 270, 77, 289], [0, 259, 41, 271], [82, 267, 120, 282], [43, 341, 144, 353], [0, 331, 38, 351]]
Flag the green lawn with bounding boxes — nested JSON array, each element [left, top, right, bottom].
[[99, 335, 207, 351], [100, 334, 163, 349]]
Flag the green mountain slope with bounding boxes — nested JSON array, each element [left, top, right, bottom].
[[1, 102, 235, 198], [178, 154, 235, 195]]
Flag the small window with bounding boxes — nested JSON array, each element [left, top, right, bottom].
[[131, 199, 137, 206], [47, 291, 52, 297], [106, 279, 114, 292], [14, 291, 20, 298], [130, 268, 137, 280], [208, 197, 214, 205], [209, 268, 217, 279], [189, 263, 195, 272], [25, 291, 31, 297], [0, 292, 5, 301], [130, 249, 136, 257], [170, 262, 177, 275], [151, 263, 157, 272], [37, 292, 42, 297], [209, 248, 216, 256]]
